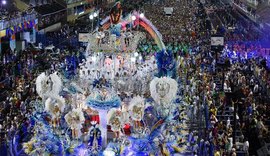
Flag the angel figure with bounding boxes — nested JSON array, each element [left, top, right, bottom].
[[45, 96, 65, 128], [65, 108, 85, 139], [150, 77, 178, 117], [108, 108, 123, 139], [36, 72, 62, 99], [128, 96, 145, 130]]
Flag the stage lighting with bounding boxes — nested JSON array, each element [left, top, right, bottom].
[[89, 15, 94, 20], [91, 56, 97, 61], [131, 15, 136, 21]]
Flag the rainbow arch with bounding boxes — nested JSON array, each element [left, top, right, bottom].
[[100, 12, 166, 51]]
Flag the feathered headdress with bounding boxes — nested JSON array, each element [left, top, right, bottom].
[[36, 72, 47, 98]]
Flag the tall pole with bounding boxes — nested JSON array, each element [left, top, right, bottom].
[[92, 20, 94, 32]]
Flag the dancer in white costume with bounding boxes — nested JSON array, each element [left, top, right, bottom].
[[96, 28, 105, 47], [45, 95, 65, 128], [128, 96, 145, 130], [107, 108, 124, 138], [65, 108, 85, 139]]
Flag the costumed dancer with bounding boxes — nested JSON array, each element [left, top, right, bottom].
[[45, 96, 65, 128], [65, 108, 85, 139], [128, 96, 145, 131], [107, 108, 124, 139], [96, 28, 105, 47], [124, 29, 133, 47]]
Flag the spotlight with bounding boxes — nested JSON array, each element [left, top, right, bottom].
[[131, 15, 136, 21], [92, 56, 96, 61], [131, 57, 136, 62], [2, 0, 6, 5], [89, 15, 94, 20], [103, 150, 115, 156]]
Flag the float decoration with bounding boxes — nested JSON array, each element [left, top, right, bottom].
[[86, 88, 121, 148], [36, 72, 62, 99]]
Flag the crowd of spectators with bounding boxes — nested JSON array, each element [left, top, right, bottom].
[[0, 44, 85, 153], [140, 1, 270, 155]]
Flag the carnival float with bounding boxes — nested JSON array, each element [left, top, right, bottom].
[[20, 2, 199, 156]]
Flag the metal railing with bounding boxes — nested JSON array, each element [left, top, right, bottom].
[[0, 13, 37, 31]]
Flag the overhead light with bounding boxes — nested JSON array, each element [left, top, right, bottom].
[[139, 13, 144, 18], [131, 57, 136, 62], [79, 11, 84, 15], [94, 12, 98, 17], [103, 150, 115, 156], [89, 15, 94, 20], [92, 56, 97, 61], [131, 15, 136, 21], [2, 0, 6, 5]]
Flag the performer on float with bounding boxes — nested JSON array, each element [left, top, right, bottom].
[[45, 96, 65, 128], [64, 108, 85, 139], [124, 29, 133, 46], [128, 96, 145, 130], [104, 55, 113, 72], [110, 2, 122, 25], [96, 27, 105, 47], [107, 108, 124, 139]]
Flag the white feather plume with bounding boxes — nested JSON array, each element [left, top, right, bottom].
[[36, 72, 47, 98], [50, 72, 62, 95], [35, 72, 62, 99]]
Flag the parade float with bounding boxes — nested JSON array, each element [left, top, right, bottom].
[[19, 2, 198, 156]]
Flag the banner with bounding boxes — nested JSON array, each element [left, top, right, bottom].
[[164, 7, 173, 16], [78, 33, 90, 42], [211, 36, 224, 46]]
